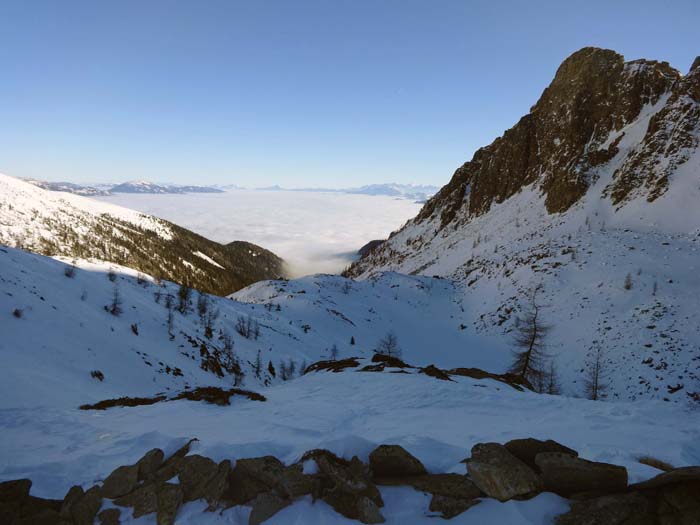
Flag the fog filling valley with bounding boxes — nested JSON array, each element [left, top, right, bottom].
[[96, 190, 424, 277]]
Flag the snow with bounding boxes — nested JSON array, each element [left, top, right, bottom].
[[94, 190, 424, 276], [1, 367, 698, 522], [0, 173, 174, 245], [193, 250, 225, 269], [1, 238, 699, 524]]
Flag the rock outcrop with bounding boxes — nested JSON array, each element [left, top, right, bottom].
[[3, 439, 699, 524]]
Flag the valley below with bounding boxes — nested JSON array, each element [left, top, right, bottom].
[[95, 190, 424, 277]]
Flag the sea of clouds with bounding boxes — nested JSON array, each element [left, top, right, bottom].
[[96, 190, 423, 277]]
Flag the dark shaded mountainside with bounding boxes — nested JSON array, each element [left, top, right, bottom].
[[0, 174, 285, 295], [348, 47, 700, 276]]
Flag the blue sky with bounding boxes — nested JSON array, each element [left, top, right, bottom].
[[1, 0, 698, 187]]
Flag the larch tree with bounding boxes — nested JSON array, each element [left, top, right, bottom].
[[510, 285, 550, 387]]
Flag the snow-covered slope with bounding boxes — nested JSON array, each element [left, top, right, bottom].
[[2, 355, 699, 524], [348, 49, 700, 404], [0, 246, 509, 409], [0, 173, 285, 295]]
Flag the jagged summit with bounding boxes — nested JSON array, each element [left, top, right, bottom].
[[406, 47, 695, 233]]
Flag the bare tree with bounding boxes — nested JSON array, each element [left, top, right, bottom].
[[375, 331, 402, 358], [543, 361, 560, 395], [329, 344, 339, 361], [106, 282, 122, 316], [236, 315, 260, 340], [177, 284, 192, 313], [510, 285, 550, 386], [584, 345, 608, 401]]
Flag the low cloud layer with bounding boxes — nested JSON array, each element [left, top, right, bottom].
[[96, 190, 423, 277]]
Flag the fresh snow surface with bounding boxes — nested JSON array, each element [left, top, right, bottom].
[[1, 247, 699, 524], [2, 368, 699, 523], [95, 189, 424, 276]]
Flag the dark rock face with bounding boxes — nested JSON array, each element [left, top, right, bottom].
[[369, 445, 427, 478], [535, 452, 628, 496], [504, 438, 578, 473], [466, 443, 544, 501]]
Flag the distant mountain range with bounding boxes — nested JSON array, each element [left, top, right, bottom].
[[25, 179, 224, 195], [255, 183, 440, 201], [25, 179, 437, 200]]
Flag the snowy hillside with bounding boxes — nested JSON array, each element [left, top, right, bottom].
[[0, 173, 285, 295], [348, 49, 700, 404], [0, 245, 510, 409], [2, 246, 699, 525]]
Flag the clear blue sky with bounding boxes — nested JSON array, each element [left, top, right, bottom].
[[1, 1, 698, 187]]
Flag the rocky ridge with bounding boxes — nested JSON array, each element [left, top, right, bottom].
[[3, 438, 698, 525]]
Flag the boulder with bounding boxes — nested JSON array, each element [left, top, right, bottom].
[[504, 438, 578, 472], [369, 445, 427, 478], [62, 485, 102, 525], [306, 450, 384, 523], [411, 474, 482, 500], [98, 507, 121, 525], [466, 443, 543, 501], [356, 496, 385, 524], [429, 494, 480, 519], [223, 455, 314, 507], [136, 449, 165, 481], [203, 460, 232, 509], [632, 467, 700, 524], [156, 482, 182, 525], [654, 480, 700, 524], [113, 482, 158, 518], [102, 464, 139, 498], [177, 454, 218, 501], [248, 491, 291, 525], [555, 492, 655, 525], [630, 466, 700, 491], [535, 452, 627, 496]]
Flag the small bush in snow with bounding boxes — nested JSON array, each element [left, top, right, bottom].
[[624, 273, 633, 290], [90, 370, 105, 381], [64, 264, 76, 278], [12, 308, 23, 318], [107, 268, 117, 282]]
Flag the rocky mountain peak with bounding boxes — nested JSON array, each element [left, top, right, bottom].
[[412, 48, 689, 231], [690, 56, 700, 73]]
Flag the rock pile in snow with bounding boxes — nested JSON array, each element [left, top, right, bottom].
[[3, 438, 699, 525]]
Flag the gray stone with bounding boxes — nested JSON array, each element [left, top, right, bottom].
[[177, 454, 218, 502], [535, 452, 627, 496], [555, 492, 655, 525], [102, 464, 139, 498], [369, 445, 427, 478], [136, 449, 164, 481], [504, 438, 578, 472], [98, 507, 121, 525], [156, 482, 182, 525], [248, 491, 291, 525], [466, 443, 543, 501], [429, 494, 481, 519], [356, 496, 385, 524]]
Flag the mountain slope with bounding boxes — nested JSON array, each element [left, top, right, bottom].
[[347, 48, 700, 403], [0, 173, 285, 295], [0, 246, 510, 409]]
